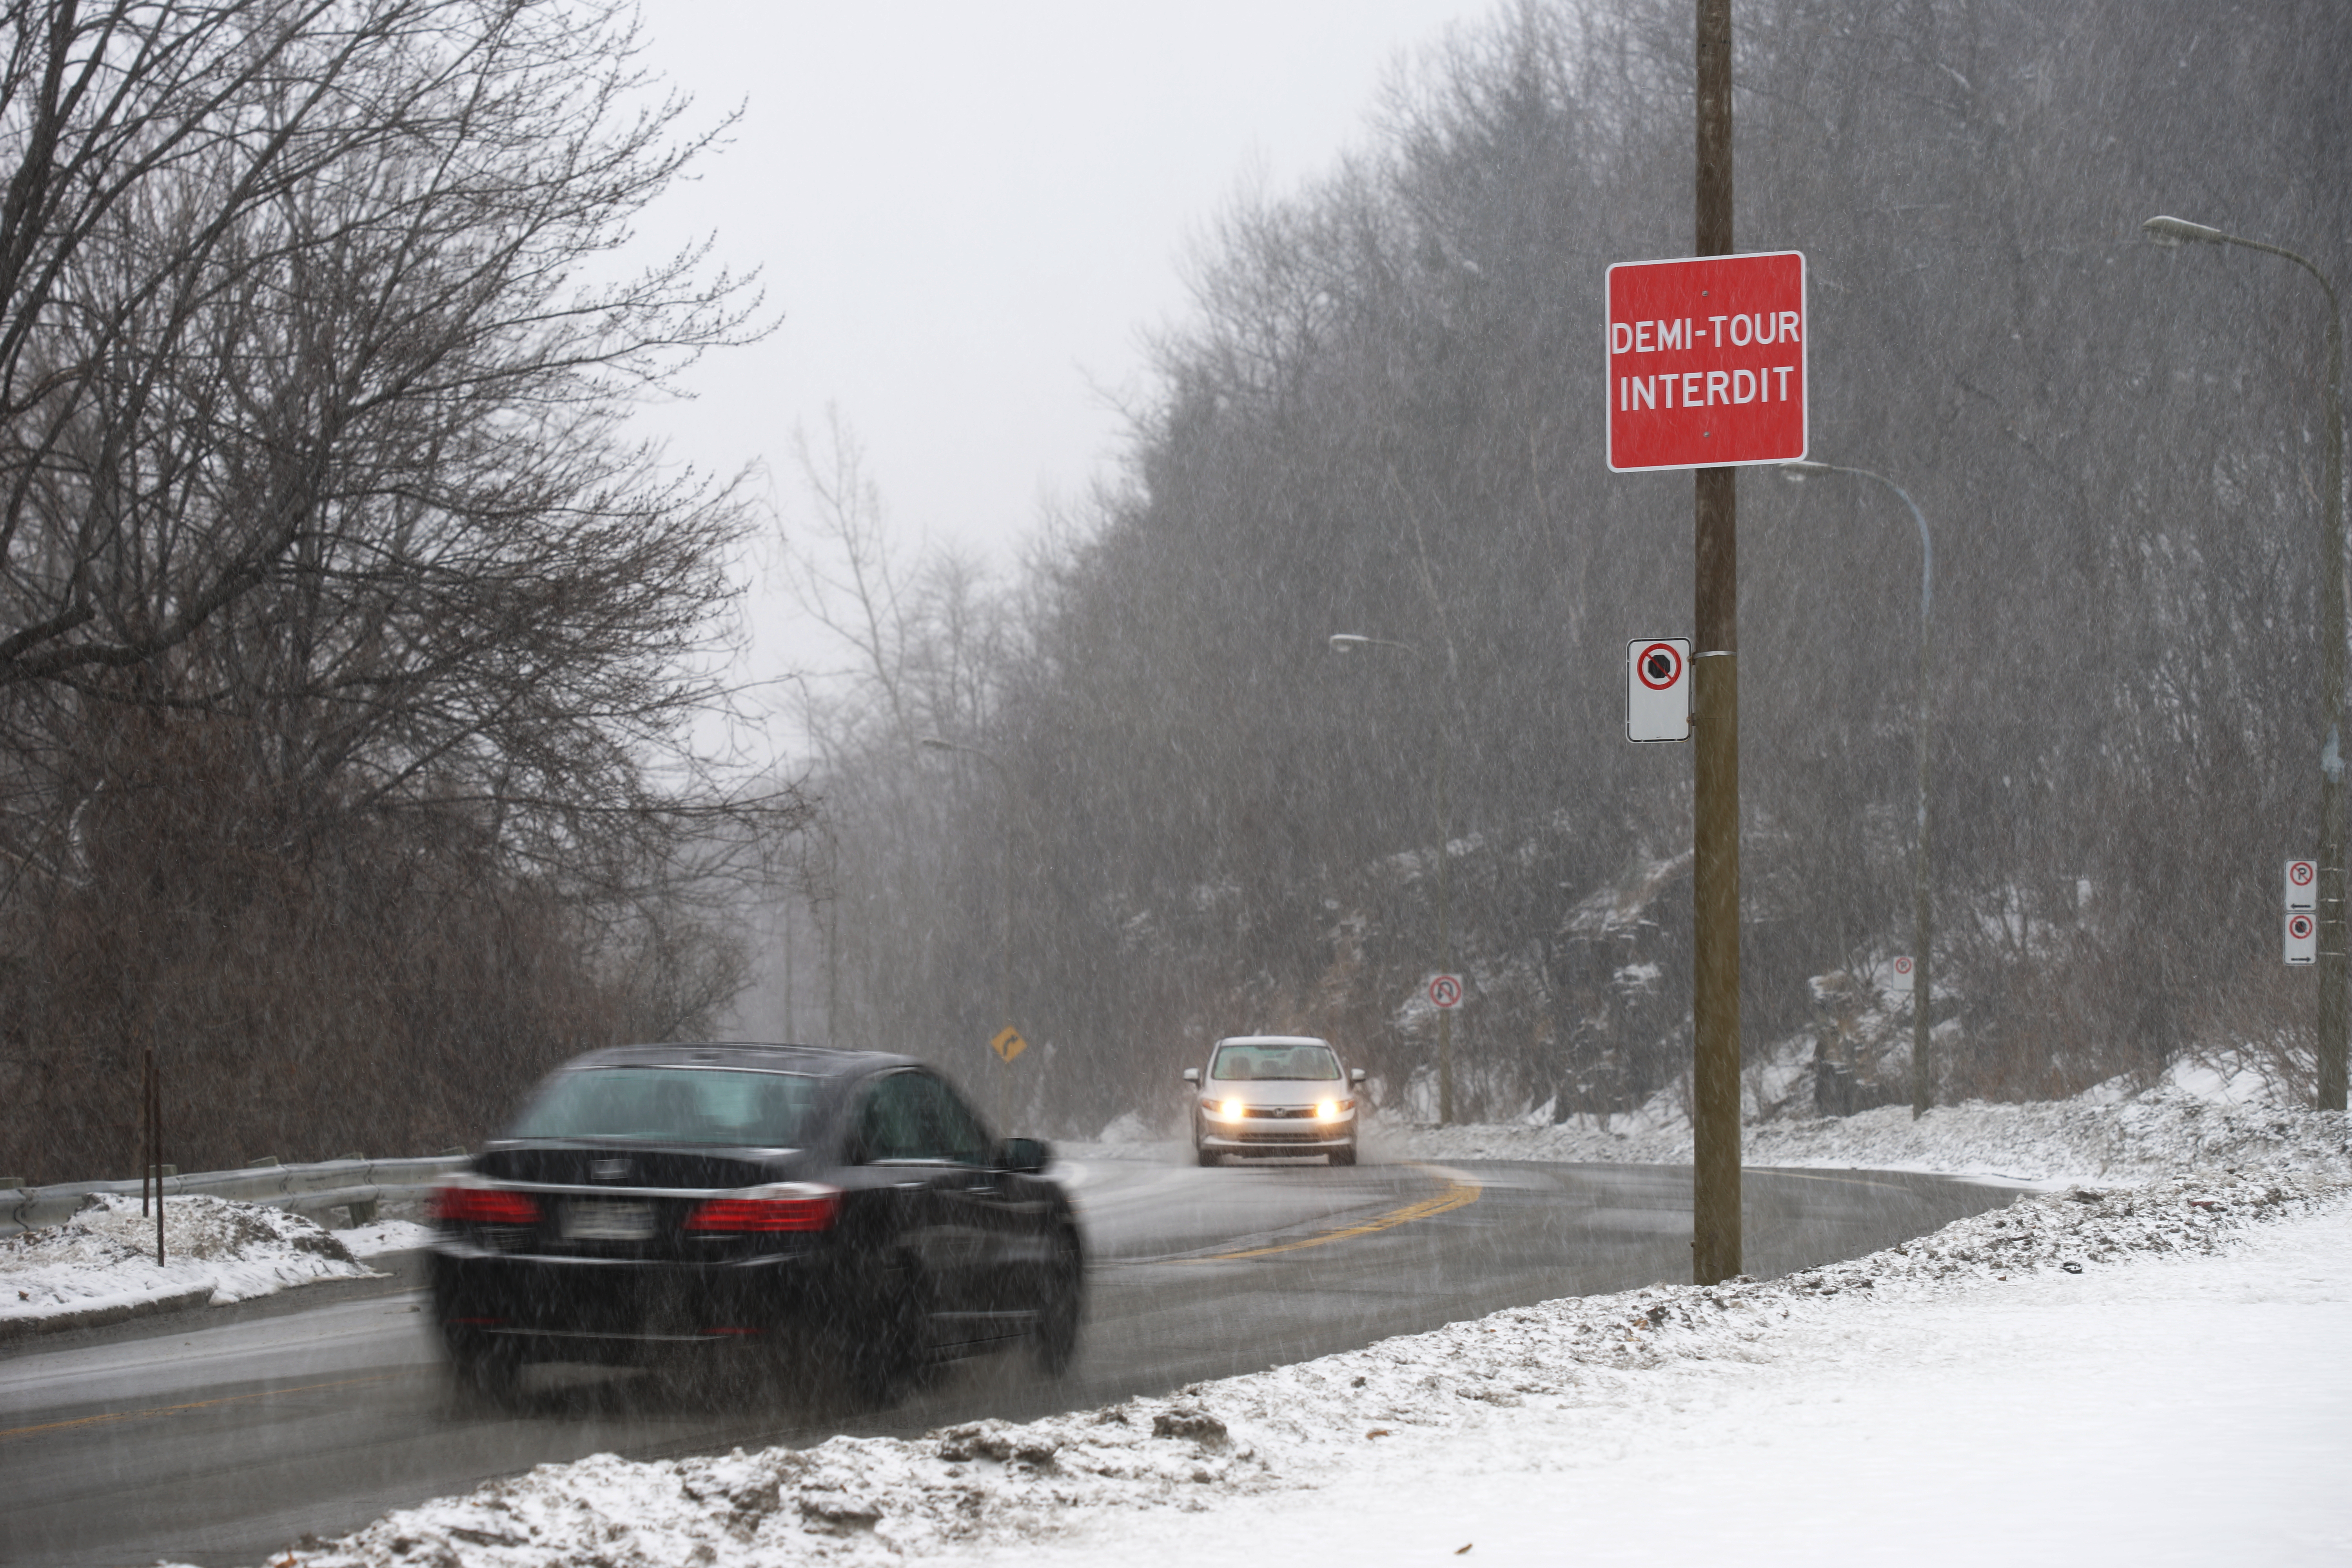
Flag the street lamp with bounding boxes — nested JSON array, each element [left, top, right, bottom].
[[1781, 460, 1936, 1119], [2144, 214, 2347, 1110], [920, 736, 1017, 1112], [1328, 632, 1457, 1125]]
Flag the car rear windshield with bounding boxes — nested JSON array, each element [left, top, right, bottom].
[[506, 1066, 822, 1148], [1210, 1043, 1341, 1081]]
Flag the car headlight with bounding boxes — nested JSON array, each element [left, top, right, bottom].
[[1316, 1099, 1342, 1121], [1204, 1098, 1245, 1122]]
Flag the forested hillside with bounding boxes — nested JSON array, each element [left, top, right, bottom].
[[792, 0, 2349, 1134]]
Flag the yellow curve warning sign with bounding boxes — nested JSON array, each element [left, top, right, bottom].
[[990, 1026, 1027, 1063]]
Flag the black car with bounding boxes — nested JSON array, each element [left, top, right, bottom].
[[428, 1042, 1083, 1401]]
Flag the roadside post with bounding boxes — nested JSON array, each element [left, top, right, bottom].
[[920, 735, 1027, 1128], [142, 1044, 163, 1266], [1603, 0, 1808, 1286]]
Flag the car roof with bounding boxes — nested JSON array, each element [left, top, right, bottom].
[[556, 1042, 918, 1077], [1213, 1034, 1332, 1048]]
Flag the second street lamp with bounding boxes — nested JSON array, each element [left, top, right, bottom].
[[1780, 460, 1937, 1119], [1328, 632, 1457, 1125], [2143, 214, 2347, 1111]]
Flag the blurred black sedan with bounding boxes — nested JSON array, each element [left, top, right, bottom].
[[428, 1042, 1082, 1401]]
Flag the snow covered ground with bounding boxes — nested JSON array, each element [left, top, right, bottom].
[[0, 1195, 426, 1338], [1367, 1089, 2352, 1185], [1083, 1058, 2352, 1187], [216, 1088, 2352, 1568]]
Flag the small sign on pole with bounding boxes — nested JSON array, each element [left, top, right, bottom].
[[2287, 912, 2318, 965], [1886, 955, 1915, 995], [1427, 974, 1464, 1011], [2286, 858, 2318, 912], [1626, 638, 1692, 743], [990, 1026, 1028, 1063]]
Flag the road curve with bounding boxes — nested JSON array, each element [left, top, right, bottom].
[[0, 1158, 2011, 1566]]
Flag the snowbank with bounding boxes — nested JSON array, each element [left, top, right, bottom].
[[1078, 1067, 2352, 1187], [0, 1192, 385, 1337], [1369, 1092, 2352, 1184], [240, 1153, 2346, 1567]]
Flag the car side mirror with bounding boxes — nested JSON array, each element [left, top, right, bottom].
[[1181, 1068, 1200, 1086], [996, 1136, 1051, 1174], [1350, 1068, 1367, 1086]]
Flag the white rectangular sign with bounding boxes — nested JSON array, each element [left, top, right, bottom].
[[1626, 638, 1691, 743], [2286, 858, 2318, 912], [2286, 911, 2317, 965], [1885, 955, 1915, 994]]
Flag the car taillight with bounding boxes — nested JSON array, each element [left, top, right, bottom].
[[430, 1184, 541, 1225], [683, 1185, 840, 1234]]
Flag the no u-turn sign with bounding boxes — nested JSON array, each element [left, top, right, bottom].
[[1606, 251, 1807, 472]]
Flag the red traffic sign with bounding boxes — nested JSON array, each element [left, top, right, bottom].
[[1606, 251, 1807, 472], [1427, 973, 1464, 1011], [1635, 641, 1683, 690], [2286, 858, 2318, 912]]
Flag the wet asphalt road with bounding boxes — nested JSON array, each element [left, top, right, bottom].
[[0, 1156, 2014, 1567]]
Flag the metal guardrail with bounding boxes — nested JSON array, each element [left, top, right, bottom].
[[0, 1154, 470, 1240]]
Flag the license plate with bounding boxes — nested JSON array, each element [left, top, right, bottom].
[[564, 1200, 655, 1241]]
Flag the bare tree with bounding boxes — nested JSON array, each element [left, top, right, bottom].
[[0, 0, 809, 1181]]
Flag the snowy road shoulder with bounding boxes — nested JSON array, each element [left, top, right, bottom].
[[989, 1174, 2352, 1568], [252, 1164, 2347, 1568], [0, 1194, 389, 1339]]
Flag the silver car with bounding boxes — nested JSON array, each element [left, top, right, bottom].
[[1184, 1035, 1365, 1167]]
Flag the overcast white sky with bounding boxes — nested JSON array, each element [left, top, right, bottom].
[[622, 1, 1494, 706]]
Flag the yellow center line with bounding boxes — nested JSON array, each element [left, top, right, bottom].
[[1181, 1164, 1482, 1261], [0, 1372, 396, 1442]]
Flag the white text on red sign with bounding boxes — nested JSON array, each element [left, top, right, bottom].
[[1604, 251, 1808, 472], [1611, 317, 1803, 410]]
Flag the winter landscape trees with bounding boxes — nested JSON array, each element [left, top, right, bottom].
[[2, 0, 2342, 1177], [781, 0, 2351, 1133], [0, 0, 802, 1178]]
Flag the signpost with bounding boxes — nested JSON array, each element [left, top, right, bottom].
[[1887, 955, 1916, 994], [2287, 858, 2319, 964], [990, 1025, 1027, 1064], [1427, 973, 1464, 1011], [1627, 638, 1692, 742], [1607, 251, 1807, 473], [1606, 0, 1748, 1287]]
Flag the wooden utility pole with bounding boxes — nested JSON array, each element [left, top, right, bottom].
[[1690, 0, 1742, 1285]]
